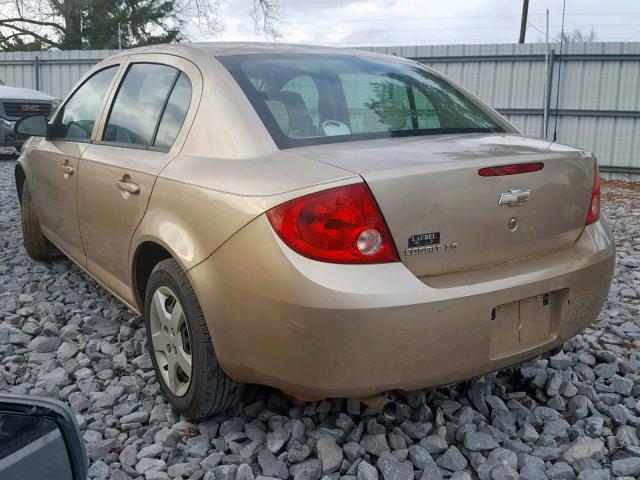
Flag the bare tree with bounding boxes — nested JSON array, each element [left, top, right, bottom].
[[559, 28, 598, 43], [250, 0, 283, 40], [0, 0, 283, 50]]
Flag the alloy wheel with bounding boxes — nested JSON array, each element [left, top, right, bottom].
[[149, 285, 193, 396]]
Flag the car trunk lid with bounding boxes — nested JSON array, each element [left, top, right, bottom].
[[297, 133, 595, 277]]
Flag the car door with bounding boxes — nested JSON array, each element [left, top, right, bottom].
[[31, 64, 121, 263], [77, 54, 200, 304]]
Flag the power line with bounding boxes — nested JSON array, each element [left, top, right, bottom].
[[187, 32, 640, 44], [187, 36, 535, 45], [527, 22, 560, 42], [187, 23, 640, 38], [627, 29, 640, 40], [282, 12, 640, 24]]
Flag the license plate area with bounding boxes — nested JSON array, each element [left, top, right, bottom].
[[489, 289, 567, 359]]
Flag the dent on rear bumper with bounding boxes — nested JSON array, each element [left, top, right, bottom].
[[188, 217, 615, 398]]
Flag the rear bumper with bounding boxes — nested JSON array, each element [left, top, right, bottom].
[[188, 217, 615, 397]]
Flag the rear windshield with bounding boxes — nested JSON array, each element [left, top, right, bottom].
[[219, 54, 503, 149]]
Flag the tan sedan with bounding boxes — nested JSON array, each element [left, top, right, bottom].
[[14, 43, 614, 419]]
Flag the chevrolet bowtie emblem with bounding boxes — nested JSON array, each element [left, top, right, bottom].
[[498, 188, 531, 207]]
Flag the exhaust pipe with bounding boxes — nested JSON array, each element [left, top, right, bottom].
[[358, 394, 397, 421]]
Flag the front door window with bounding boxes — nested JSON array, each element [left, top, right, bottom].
[[55, 66, 118, 141]]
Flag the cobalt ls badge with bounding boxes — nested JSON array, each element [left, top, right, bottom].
[[405, 232, 459, 256]]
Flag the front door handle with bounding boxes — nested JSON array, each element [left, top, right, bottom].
[[117, 176, 140, 195], [61, 163, 74, 175]]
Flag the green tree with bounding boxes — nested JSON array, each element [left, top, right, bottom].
[[0, 35, 46, 51], [81, 0, 181, 49], [0, 0, 282, 50]]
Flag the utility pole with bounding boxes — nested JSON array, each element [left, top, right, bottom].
[[117, 23, 122, 49], [518, 0, 529, 43]]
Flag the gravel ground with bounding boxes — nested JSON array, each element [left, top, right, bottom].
[[1, 158, 639, 480]]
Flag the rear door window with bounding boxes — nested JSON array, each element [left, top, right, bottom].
[[103, 63, 178, 147], [153, 73, 192, 150]]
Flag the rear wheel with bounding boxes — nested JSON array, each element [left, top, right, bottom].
[[20, 180, 52, 261], [144, 258, 245, 419]]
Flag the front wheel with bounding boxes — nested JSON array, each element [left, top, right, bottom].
[[20, 180, 52, 261], [144, 258, 245, 419]]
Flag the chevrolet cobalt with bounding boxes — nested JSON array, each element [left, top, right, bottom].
[[14, 43, 615, 419]]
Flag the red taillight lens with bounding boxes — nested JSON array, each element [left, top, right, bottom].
[[266, 183, 399, 264], [585, 161, 601, 225], [478, 162, 544, 176]]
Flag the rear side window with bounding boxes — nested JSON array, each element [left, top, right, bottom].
[[103, 63, 180, 147], [56, 66, 118, 141], [153, 73, 192, 150]]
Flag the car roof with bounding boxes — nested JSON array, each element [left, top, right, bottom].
[[109, 41, 409, 63], [190, 42, 377, 57]]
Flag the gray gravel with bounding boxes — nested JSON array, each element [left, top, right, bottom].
[[1, 158, 639, 480]]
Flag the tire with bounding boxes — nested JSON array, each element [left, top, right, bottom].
[[144, 258, 244, 419], [20, 180, 52, 261]]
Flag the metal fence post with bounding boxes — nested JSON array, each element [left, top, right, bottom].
[[34, 56, 40, 90], [543, 49, 555, 140], [541, 9, 550, 139]]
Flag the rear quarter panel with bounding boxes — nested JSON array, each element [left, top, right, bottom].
[[129, 151, 359, 283]]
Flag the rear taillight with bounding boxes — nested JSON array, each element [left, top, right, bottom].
[[585, 161, 601, 225], [266, 183, 399, 264], [478, 162, 544, 176]]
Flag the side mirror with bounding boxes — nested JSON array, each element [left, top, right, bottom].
[[14, 114, 49, 137], [0, 394, 87, 480]]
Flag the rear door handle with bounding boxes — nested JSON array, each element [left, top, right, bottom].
[[117, 176, 140, 195]]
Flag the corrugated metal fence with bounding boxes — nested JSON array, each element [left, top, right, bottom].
[[0, 43, 639, 174], [0, 49, 119, 100], [364, 42, 640, 176]]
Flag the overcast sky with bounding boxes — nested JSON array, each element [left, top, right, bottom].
[[186, 0, 640, 46]]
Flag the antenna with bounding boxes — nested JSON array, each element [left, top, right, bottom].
[[553, 0, 566, 142]]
